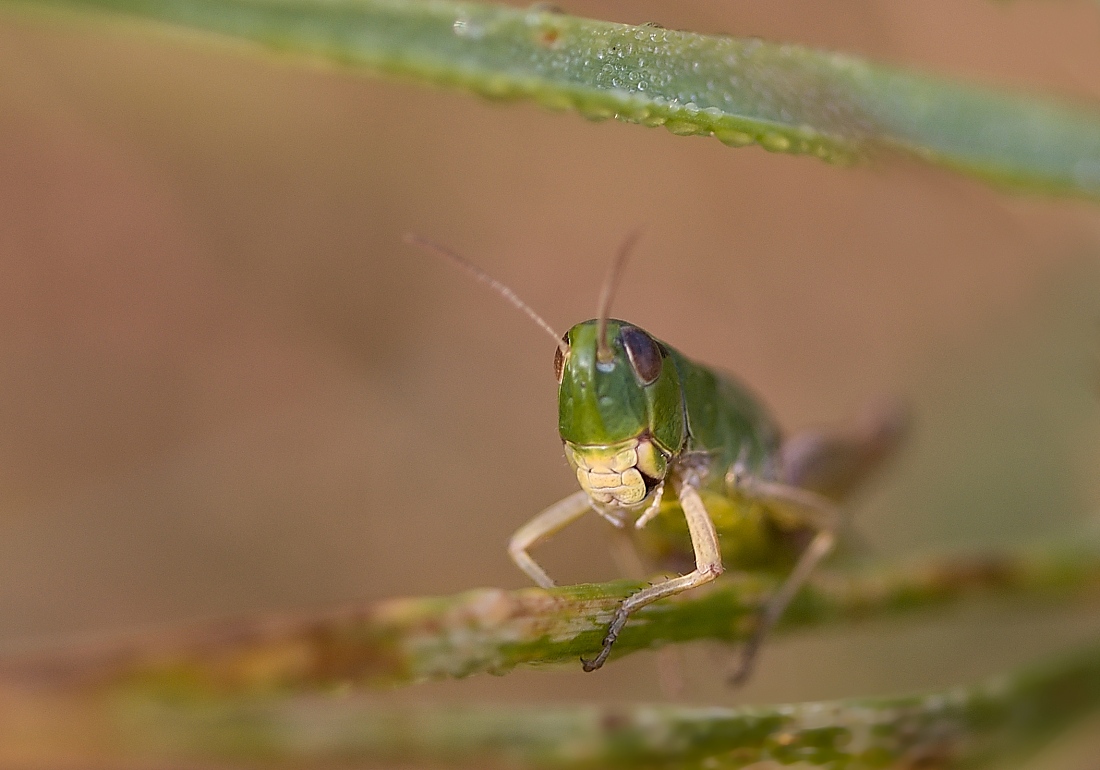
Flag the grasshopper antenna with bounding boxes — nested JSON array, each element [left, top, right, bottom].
[[596, 229, 642, 364], [404, 234, 569, 355]]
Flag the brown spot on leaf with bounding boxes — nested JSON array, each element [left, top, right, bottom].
[[536, 26, 563, 49]]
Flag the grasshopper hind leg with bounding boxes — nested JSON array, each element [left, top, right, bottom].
[[724, 401, 906, 686], [780, 400, 908, 501], [725, 477, 842, 686]]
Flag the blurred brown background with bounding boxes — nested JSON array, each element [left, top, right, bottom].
[[2, 1, 1100, 758]]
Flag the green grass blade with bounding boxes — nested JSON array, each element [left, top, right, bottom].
[[2, 543, 1100, 765], [9, 0, 1100, 198], [80, 641, 1100, 767], [2, 542, 1098, 694], [7, 642, 1100, 766]]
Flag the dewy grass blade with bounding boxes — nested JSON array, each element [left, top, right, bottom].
[[7, 0, 1100, 198]]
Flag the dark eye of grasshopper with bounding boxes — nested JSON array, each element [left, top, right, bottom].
[[621, 326, 662, 385], [554, 336, 569, 383]]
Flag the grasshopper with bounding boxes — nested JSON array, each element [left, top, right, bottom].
[[408, 234, 903, 682]]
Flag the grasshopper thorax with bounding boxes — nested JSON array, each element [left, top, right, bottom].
[[556, 319, 687, 508]]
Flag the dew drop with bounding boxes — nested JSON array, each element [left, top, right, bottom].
[[759, 133, 792, 152], [539, 92, 574, 111], [453, 17, 485, 39], [578, 102, 614, 121], [617, 103, 649, 121], [665, 118, 701, 135], [715, 128, 753, 147]]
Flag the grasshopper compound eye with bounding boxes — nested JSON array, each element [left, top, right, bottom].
[[621, 326, 662, 385], [554, 336, 569, 383]]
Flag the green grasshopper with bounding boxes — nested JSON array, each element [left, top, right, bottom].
[[408, 234, 903, 682]]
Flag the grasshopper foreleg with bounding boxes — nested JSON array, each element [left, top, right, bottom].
[[508, 490, 591, 589], [581, 477, 724, 672], [725, 474, 841, 685], [633, 480, 665, 529]]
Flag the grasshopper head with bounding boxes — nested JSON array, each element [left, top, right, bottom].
[[556, 319, 685, 508], [403, 233, 682, 509]]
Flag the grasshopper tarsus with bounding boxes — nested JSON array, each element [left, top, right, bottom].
[[581, 641, 615, 672], [582, 609, 626, 671], [727, 661, 754, 688], [580, 602, 633, 668]]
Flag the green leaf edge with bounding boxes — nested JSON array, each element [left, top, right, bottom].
[[6, 0, 1100, 198]]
